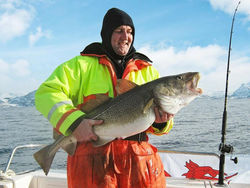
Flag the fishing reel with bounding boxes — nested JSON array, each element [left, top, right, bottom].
[[219, 143, 238, 164]]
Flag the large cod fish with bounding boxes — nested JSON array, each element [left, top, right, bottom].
[[34, 72, 202, 175]]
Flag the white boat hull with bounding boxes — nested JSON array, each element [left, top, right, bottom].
[[1, 150, 249, 188]]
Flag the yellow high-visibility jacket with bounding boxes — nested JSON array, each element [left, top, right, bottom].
[[35, 54, 173, 136]]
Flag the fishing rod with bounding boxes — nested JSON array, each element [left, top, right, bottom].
[[217, 1, 240, 186]]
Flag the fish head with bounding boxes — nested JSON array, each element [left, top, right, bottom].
[[154, 72, 202, 114]]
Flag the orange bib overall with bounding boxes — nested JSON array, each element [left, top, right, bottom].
[[67, 140, 166, 188]]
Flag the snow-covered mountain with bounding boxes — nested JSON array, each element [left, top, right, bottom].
[[204, 91, 226, 99], [7, 90, 36, 106], [231, 82, 250, 99], [203, 82, 250, 99], [0, 93, 19, 105]]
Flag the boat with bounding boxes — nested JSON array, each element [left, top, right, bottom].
[[1, 144, 249, 188]]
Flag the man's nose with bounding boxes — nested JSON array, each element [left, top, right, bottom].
[[120, 31, 129, 40]]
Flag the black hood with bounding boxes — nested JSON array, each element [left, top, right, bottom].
[[80, 8, 152, 78], [101, 8, 135, 60]]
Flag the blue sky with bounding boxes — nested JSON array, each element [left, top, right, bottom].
[[0, 0, 250, 96]]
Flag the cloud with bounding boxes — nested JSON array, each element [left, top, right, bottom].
[[208, 0, 250, 20], [0, 0, 34, 42], [0, 59, 9, 73], [11, 59, 30, 76], [138, 44, 227, 74], [29, 27, 51, 46], [138, 44, 250, 94], [0, 58, 34, 94], [0, 58, 30, 77]]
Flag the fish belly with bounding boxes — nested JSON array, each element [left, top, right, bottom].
[[93, 107, 155, 146]]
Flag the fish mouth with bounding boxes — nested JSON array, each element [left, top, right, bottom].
[[188, 73, 203, 95]]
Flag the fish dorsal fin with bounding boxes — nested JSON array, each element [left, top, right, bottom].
[[116, 79, 138, 95], [81, 94, 111, 113], [143, 98, 154, 114]]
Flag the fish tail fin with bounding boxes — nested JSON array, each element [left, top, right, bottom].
[[33, 144, 56, 175]]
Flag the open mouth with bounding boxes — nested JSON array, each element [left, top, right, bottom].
[[190, 73, 203, 95], [119, 41, 129, 48]]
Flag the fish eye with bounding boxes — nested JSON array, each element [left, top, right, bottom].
[[177, 76, 183, 80]]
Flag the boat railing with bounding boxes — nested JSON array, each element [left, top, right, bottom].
[[3, 144, 44, 175], [158, 149, 220, 157]]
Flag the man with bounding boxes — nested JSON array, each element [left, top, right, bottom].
[[35, 8, 174, 188]]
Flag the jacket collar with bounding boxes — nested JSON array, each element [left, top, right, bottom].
[[80, 42, 152, 63]]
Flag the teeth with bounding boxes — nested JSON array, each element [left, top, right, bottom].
[[192, 74, 200, 88], [120, 41, 128, 45], [192, 77, 197, 87], [192, 74, 202, 94]]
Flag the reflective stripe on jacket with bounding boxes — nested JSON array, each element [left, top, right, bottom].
[[35, 55, 173, 136]]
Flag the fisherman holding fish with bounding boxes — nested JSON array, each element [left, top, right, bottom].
[[34, 8, 199, 188]]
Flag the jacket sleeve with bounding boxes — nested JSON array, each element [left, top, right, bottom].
[[35, 57, 85, 136], [147, 118, 174, 135]]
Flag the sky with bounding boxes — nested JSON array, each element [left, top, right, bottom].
[[0, 0, 250, 96]]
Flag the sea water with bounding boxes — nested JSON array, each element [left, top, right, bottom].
[[0, 97, 249, 173]]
